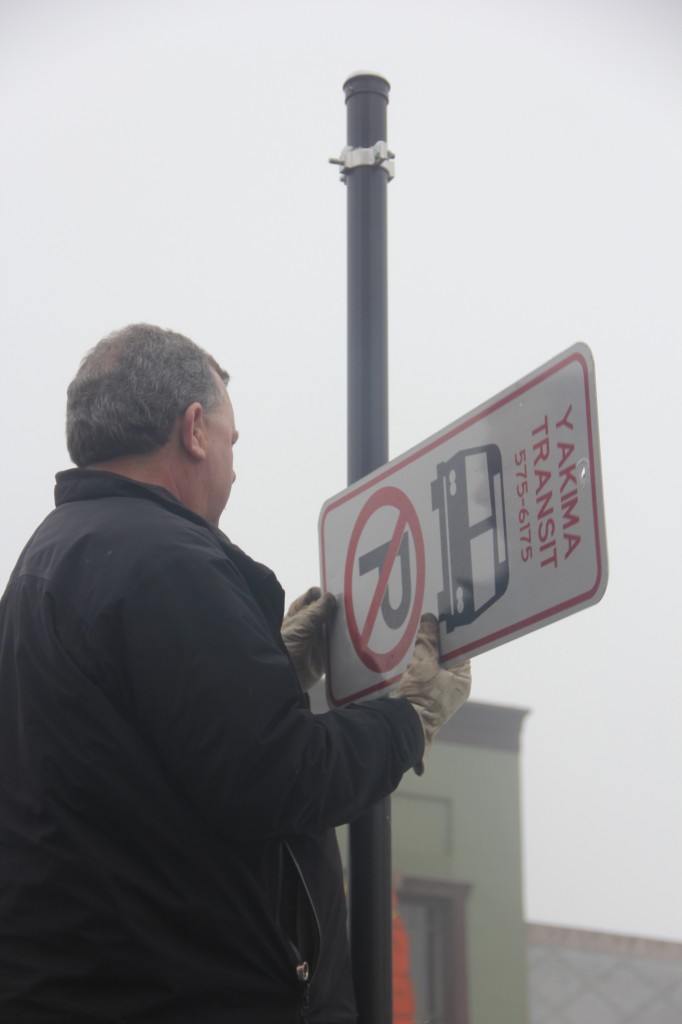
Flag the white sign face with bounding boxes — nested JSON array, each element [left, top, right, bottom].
[[319, 344, 608, 706]]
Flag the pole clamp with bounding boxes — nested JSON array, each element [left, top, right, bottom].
[[329, 141, 395, 182]]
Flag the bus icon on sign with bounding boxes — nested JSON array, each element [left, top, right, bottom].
[[431, 445, 509, 631]]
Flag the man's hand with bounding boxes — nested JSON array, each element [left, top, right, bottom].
[[281, 587, 337, 692], [394, 613, 472, 774]]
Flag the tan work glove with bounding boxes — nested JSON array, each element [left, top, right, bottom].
[[281, 587, 337, 691], [394, 613, 472, 775]]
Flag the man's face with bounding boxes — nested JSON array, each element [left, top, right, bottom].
[[203, 376, 238, 526]]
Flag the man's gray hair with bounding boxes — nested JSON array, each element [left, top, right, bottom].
[[66, 323, 229, 467]]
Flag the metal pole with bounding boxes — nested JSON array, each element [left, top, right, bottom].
[[345, 72, 391, 482], [341, 71, 393, 1024]]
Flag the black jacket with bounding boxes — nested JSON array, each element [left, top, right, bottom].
[[0, 470, 423, 1023]]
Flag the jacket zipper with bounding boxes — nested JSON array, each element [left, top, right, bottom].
[[282, 839, 321, 986]]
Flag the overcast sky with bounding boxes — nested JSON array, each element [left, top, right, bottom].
[[1, 0, 681, 943]]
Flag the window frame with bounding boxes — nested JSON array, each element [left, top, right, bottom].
[[396, 876, 471, 1024]]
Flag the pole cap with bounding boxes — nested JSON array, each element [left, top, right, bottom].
[[343, 72, 390, 102]]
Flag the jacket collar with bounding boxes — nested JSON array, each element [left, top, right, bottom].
[[54, 469, 286, 627], [55, 468, 186, 514]]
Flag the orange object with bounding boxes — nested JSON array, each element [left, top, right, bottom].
[[392, 891, 416, 1024]]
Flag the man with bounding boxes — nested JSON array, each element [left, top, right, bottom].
[[0, 324, 471, 1023]]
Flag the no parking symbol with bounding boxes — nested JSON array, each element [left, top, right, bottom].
[[344, 486, 426, 673]]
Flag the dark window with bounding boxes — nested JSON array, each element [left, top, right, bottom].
[[397, 878, 470, 1024]]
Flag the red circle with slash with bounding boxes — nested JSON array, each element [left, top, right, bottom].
[[344, 486, 426, 673]]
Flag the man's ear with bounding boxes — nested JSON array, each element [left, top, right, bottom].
[[180, 403, 208, 461]]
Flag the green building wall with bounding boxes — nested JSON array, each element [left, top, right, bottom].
[[333, 699, 530, 1024]]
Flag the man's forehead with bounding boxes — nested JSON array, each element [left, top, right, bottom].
[[207, 355, 229, 386], [211, 369, 230, 400]]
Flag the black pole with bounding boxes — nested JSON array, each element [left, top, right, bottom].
[[342, 71, 392, 1024]]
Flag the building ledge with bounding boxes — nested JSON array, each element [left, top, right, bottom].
[[436, 700, 529, 753], [527, 922, 682, 962]]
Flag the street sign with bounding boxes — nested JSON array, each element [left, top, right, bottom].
[[319, 343, 608, 706]]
